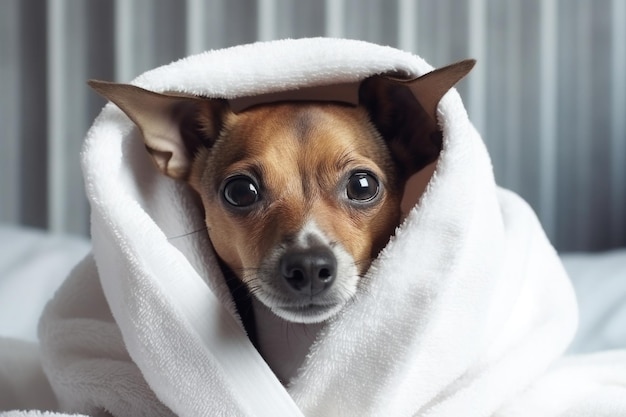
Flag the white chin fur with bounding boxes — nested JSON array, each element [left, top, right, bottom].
[[269, 301, 347, 324]]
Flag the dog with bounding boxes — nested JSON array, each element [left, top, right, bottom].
[[89, 59, 474, 382]]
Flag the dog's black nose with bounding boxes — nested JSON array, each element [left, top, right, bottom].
[[280, 247, 337, 296]]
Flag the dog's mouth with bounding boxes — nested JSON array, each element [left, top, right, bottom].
[[269, 300, 348, 324], [252, 270, 358, 324]]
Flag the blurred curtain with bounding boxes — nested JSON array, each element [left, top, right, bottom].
[[1, 0, 624, 252]]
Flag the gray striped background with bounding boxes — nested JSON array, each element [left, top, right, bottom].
[[1, 0, 624, 251]]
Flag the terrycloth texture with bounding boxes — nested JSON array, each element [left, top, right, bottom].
[[3, 38, 626, 416]]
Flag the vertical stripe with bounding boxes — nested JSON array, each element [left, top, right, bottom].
[[398, 0, 417, 52], [611, 0, 626, 245], [46, 0, 67, 233], [467, 0, 486, 135], [186, 0, 206, 55], [538, 0, 558, 242], [0, 1, 20, 223], [435, 0, 451, 64], [505, 0, 522, 191], [574, 1, 593, 247], [325, 0, 345, 38], [47, 0, 89, 235], [115, 0, 135, 81], [257, 0, 276, 41]]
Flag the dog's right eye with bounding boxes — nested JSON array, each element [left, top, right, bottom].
[[223, 176, 260, 208], [346, 172, 380, 202]]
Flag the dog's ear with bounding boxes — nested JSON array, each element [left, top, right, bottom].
[[360, 59, 475, 180], [88, 80, 228, 180]]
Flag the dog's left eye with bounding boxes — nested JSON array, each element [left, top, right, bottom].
[[346, 172, 380, 202], [223, 176, 259, 207]]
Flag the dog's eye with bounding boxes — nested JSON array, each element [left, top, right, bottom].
[[223, 176, 259, 207], [346, 172, 380, 202]]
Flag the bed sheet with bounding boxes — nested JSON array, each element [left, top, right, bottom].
[[0, 225, 90, 342], [562, 249, 626, 353]]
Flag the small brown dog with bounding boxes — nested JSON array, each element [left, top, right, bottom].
[[89, 59, 474, 381]]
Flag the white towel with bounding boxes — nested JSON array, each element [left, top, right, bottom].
[[3, 38, 626, 417]]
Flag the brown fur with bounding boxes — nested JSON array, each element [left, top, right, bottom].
[[189, 103, 401, 283]]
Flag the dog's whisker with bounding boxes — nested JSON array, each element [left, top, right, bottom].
[[166, 226, 209, 241], [353, 257, 375, 267], [282, 322, 293, 349]]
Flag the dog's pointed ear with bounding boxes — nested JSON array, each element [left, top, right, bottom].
[[88, 80, 228, 180], [360, 59, 475, 180], [401, 59, 476, 123]]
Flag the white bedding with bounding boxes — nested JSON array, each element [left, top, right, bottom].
[[0, 225, 90, 342], [562, 249, 626, 353], [0, 225, 623, 353]]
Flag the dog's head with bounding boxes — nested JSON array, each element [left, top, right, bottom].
[[89, 60, 474, 323]]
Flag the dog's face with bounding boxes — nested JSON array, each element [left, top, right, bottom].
[[89, 60, 474, 324], [190, 103, 401, 322]]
